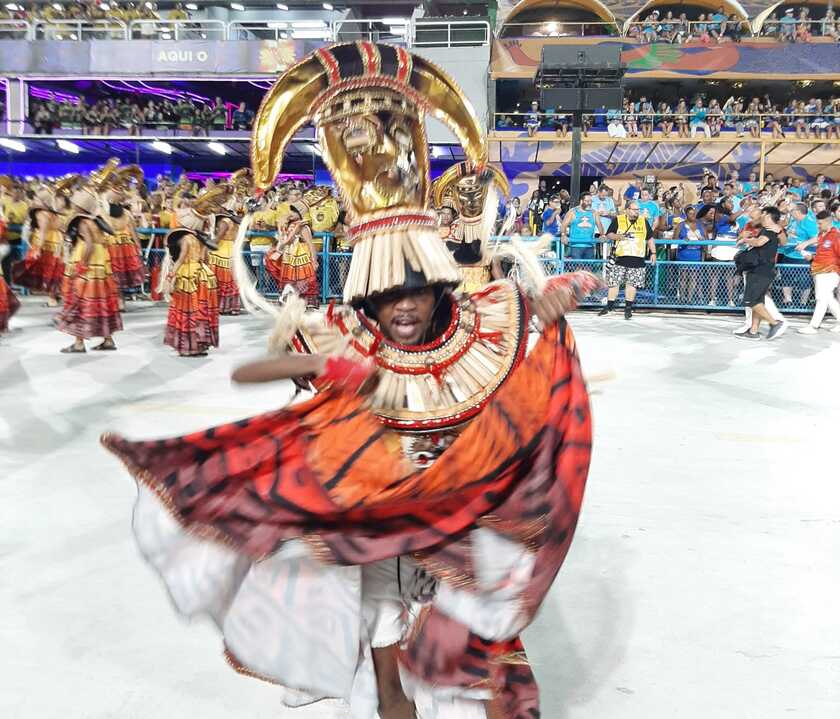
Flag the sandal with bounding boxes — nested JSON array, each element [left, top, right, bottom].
[[92, 341, 117, 351], [60, 344, 86, 354]]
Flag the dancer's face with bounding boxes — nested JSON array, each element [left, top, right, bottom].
[[372, 287, 436, 345]]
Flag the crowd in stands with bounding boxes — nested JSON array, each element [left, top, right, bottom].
[[626, 7, 750, 44], [495, 170, 840, 307], [1, 1, 190, 25], [759, 7, 840, 42], [29, 95, 255, 135], [500, 92, 840, 140]]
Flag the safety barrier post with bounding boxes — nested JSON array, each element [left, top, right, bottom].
[[653, 258, 661, 306], [321, 232, 331, 306]]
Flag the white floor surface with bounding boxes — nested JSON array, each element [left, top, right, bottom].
[[1, 298, 838, 719]]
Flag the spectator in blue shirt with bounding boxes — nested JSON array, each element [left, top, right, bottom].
[[690, 99, 711, 138], [525, 100, 541, 137], [637, 188, 661, 229], [623, 179, 641, 204], [541, 195, 565, 237], [676, 206, 706, 304], [561, 193, 603, 260], [780, 202, 818, 305], [788, 177, 806, 199], [780, 9, 797, 40], [592, 184, 617, 223]]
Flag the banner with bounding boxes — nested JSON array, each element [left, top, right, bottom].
[[491, 37, 840, 79], [0, 39, 325, 76]]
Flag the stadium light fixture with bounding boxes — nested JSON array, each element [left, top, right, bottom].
[[56, 139, 81, 154], [52, 3, 62, 11], [382, 18, 406, 25], [185, 2, 198, 9], [151, 140, 172, 155], [4, 4, 20, 11], [207, 141, 227, 156], [276, 2, 288, 9], [292, 29, 330, 39], [144, 1, 153, 8], [323, 3, 333, 10], [292, 20, 326, 27], [0, 138, 25, 152], [99, 2, 110, 11], [230, 3, 245, 11]]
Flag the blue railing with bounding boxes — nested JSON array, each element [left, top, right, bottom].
[[7, 229, 817, 314]]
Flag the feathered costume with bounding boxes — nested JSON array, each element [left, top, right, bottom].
[[103, 42, 592, 718]]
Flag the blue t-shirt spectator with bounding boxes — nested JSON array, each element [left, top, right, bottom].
[[677, 220, 705, 262], [690, 106, 707, 127], [788, 184, 806, 199], [541, 206, 563, 235], [624, 184, 640, 202], [592, 194, 616, 220], [780, 13, 796, 36], [710, 12, 726, 30], [638, 199, 660, 224], [783, 212, 818, 260]]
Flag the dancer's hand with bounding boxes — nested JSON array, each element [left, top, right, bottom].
[[534, 272, 604, 326], [319, 356, 377, 395]]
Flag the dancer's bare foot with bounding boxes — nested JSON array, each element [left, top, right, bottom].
[[46, 297, 59, 307]]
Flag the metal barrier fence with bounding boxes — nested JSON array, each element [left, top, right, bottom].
[[7, 231, 817, 314]]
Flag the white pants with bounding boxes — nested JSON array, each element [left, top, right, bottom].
[[690, 122, 711, 138], [810, 272, 840, 328]]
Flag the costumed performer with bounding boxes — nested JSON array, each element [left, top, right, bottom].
[[103, 42, 600, 719], [12, 182, 67, 306], [57, 185, 122, 353], [207, 178, 245, 315], [265, 198, 319, 306], [161, 198, 220, 357], [432, 161, 510, 294], [105, 164, 147, 302]]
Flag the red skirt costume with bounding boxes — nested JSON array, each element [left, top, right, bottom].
[[164, 234, 220, 355], [0, 274, 20, 332], [108, 228, 146, 290], [58, 234, 123, 339], [265, 235, 318, 303], [13, 225, 65, 296], [207, 236, 240, 315], [103, 278, 593, 718]]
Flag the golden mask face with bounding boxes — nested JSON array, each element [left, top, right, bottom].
[[454, 175, 487, 219], [317, 91, 429, 218]]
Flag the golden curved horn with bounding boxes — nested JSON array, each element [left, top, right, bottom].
[[89, 157, 120, 192], [53, 173, 81, 196], [251, 45, 487, 192], [251, 56, 329, 190], [193, 184, 232, 215], [116, 164, 145, 188]]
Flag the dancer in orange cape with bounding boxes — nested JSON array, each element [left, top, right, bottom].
[[103, 42, 598, 719]]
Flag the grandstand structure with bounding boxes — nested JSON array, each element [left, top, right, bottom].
[[0, 0, 836, 189]]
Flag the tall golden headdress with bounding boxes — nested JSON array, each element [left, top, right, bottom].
[[432, 161, 510, 244], [88, 157, 120, 193], [114, 164, 145, 191], [252, 42, 487, 305]]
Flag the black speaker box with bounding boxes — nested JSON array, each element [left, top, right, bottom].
[[540, 44, 622, 71]]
